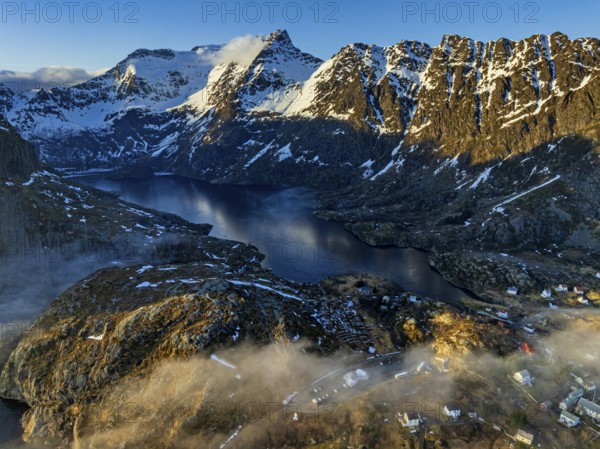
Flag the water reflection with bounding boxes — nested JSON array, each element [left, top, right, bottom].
[[79, 176, 469, 301]]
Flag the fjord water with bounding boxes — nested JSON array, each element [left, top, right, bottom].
[[78, 175, 469, 301]]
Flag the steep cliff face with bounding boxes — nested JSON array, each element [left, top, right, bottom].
[[0, 118, 39, 182], [407, 33, 600, 160]]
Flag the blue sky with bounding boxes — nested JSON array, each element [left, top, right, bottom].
[[1, 0, 599, 73]]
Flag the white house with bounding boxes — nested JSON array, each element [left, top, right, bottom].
[[541, 289, 552, 298], [514, 370, 533, 385], [507, 286, 518, 296], [399, 412, 421, 428], [515, 429, 535, 446], [572, 373, 596, 392], [497, 310, 509, 319], [443, 404, 461, 420], [560, 389, 584, 411], [577, 398, 600, 420], [574, 286, 585, 295], [555, 284, 568, 292], [559, 410, 581, 427]]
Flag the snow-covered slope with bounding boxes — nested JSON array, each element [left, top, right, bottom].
[[2, 30, 600, 181]]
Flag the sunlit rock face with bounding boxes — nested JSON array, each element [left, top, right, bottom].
[[2, 31, 600, 187]]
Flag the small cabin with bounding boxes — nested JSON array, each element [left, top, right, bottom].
[[555, 284, 568, 292], [515, 429, 535, 446], [514, 370, 533, 385], [443, 404, 461, 420], [577, 398, 600, 420], [574, 286, 585, 295], [357, 286, 371, 295], [560, 389, 584, 411], [399, 412, 421, 428], [497, 310, 509, 319], [559, 410, 581, 427], [541, 289, 552, 298], [507, 286, 518, 296]]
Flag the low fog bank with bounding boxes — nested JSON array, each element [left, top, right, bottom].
[[70, 313, 600, 449]]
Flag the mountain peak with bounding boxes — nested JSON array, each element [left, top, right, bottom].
[[125, 48, 177, 61], [266, 29, 292, 44]]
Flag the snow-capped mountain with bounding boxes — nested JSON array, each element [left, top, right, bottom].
[[2, 30, 600, 186]]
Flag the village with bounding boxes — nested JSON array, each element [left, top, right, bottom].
[[300, 276, 600, 448]]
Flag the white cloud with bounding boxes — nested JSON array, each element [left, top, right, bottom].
[[0, 33, 269, 95], [0, 66, 109, 93], [199, 35, 267, 67]]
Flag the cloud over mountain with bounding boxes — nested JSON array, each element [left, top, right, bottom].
[[0, 66, 109, 92]]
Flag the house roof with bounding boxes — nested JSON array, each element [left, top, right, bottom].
[[579, 398, 600, 414], [516, 429, 534, 442], [404, 412, 420, 420], [561, 410, 580, 422], [444, 404, 461, 412], [515, 369, 531, 378]]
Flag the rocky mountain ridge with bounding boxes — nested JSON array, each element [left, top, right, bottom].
[[1, 30, 599, 184]]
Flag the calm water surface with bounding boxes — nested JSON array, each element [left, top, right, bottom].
[[79, 175, 469, 301]]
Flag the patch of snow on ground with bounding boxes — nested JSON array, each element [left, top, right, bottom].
[[361, 159, 375, 179], [244, 141, 274, 168], [469, 166, 494, 189], [370, 160, 395, 180], [136, 281, 159, 288], [492, 175, 561, 210], [275, 143, 293, 161], [220, 426, 242, 449], [228, 280, 303, 301], [136, 265, 153, 274], [211, 354, 237, 370]]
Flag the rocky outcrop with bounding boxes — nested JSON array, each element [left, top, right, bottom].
[[0, 260, 354, 446], [320, 135, 600, 253], [406, 34, 600, 160], [0, 118, 39, 182]]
